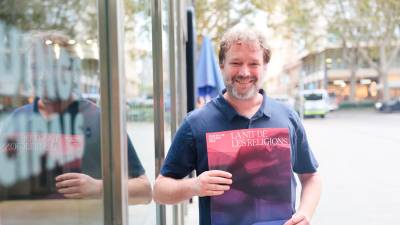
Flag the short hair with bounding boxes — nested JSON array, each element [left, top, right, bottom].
[[27, 31, 78, 58], [218, 26, 271, 65], [24, 31, 81, 99]]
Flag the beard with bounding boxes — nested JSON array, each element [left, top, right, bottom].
[[224, 75, 261, 100]]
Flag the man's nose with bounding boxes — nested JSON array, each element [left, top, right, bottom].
[[238, 65, 250, 76]]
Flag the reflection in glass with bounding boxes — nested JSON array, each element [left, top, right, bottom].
[[0, 1, 151, 224], [0, 21, 104, 225]]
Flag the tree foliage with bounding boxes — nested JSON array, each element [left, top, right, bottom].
[[251, 0, 400, 100], [0, 0, 93, 37], [318, 0, 400, 100], [0, 0, 148, 41], [194, 0, 258, 44], [251, 0, 327, 52]]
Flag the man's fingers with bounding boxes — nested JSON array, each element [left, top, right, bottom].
[[208, 184, 230, 191], [195, 170, 233, 197], [283, 214, 307, 225], [296, 221, 308, 225], [208, 176, 232, 185], [55, 179, 80, 188], [283, 220, 294, 225], [55, 173, 80, 181], [292, 214, 306, 223], [207, 170, 232, 178], [57, 187, 80, 194]]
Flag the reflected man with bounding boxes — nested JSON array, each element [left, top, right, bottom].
[[0, 33, 151, 204]]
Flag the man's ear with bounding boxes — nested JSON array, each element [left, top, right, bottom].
[[220, 63, 224, 70]]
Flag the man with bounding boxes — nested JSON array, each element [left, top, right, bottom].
[[153, 26, 321, 225], [0, 33, 151, 204]]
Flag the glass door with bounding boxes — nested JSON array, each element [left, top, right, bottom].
[[0, 0, 104, 224]]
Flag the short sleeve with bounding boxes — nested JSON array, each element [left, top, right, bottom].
[[292, 116, 319, 174], [160, 119, 196, 179], [127, 136, 146, 178]]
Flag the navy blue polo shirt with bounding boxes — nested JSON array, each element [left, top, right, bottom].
[[161, 89, 318, 225]]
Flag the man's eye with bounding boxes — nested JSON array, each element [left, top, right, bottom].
[[230, 62, 241, 66]]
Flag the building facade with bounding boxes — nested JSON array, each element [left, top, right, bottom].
[[271, 47, 400, 103]]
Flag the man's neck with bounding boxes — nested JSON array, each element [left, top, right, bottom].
[[38, 98, 74, 119], [223, 92, 263, 119]]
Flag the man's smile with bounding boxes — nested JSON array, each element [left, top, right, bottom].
[[233, 76, 257, 84]]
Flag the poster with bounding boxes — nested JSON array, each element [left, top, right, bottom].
[[206, 128, 292, 225]]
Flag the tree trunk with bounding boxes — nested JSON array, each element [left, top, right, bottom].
[[379, 44, 390, 101], [349, 67, 357, 102], [381, 70, 390, 101]]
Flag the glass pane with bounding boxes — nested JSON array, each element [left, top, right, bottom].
[[162, 0, 173, 224], [124, 0, 155, 224], [162, 0, 172, 162], [0, 1, 103, 224]]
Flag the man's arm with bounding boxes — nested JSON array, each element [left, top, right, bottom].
[[55, 173, 152, 205], [153, 170, 232, 204], [55, 173, 102, 199], [127, 175, 152, 205], [153, 175, 198, 204], [284, 172, 322, 225]]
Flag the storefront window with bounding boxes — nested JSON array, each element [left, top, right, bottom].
[[0, 0, 103, 224]]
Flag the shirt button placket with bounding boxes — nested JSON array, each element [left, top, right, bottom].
[[248, 119, 252, 128]]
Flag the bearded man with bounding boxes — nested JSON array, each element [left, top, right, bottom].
[[153, 26, 322, 225]]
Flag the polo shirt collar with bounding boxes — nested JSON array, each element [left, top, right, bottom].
[[213, 89, 272, 121], [33, 97, 80, 116], [260, 89, 272, 118]]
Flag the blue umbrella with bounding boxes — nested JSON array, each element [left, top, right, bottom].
[[196, 35, 225, 102]]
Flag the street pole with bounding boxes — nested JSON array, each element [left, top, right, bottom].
[[299, 70, 305, 120], [324, 57, 332, 90]]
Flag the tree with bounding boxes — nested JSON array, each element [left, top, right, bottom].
[[319, 0, 364, 102], [320, 0, 400, 101], [251, 0, 327, 52], [194, 0, 258, 44], [0, 0, 151, 63], [251, 0, 400, 101], [354, 0, 400, 101], [0, 0, 93, 38]]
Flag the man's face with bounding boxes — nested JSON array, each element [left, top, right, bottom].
[[220, 42, 266, 100], [31, 42, 77, 105]]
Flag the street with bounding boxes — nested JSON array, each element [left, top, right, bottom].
[[303, 109, 400, 225]]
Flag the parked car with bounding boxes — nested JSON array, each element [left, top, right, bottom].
[[301, 89, 330, 118], [375, 98, 400, 113]]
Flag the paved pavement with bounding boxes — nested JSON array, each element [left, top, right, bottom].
[[302, 109, 400, 225]]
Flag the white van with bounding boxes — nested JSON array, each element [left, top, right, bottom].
[[301, 89, 329, 118]]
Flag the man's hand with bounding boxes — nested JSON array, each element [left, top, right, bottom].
[[283, 213, 310, 225], [55, 173, 103, 199], [193, 170, 232, 197]]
